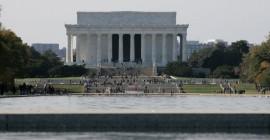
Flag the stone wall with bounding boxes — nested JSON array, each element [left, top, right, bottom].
[[0, 114, 269, 133]]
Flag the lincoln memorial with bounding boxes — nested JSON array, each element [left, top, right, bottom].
[[65, 11, 188, 70]]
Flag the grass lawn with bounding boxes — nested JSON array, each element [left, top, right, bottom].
[[51, 84, 84, 93], [183, 83, 257, 94], [237, 83, 257, 94], [183, 84, 221, 93]]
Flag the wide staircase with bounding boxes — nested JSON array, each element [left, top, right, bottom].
[[85, 76, 182, 94], [220, 83, 233, 93]]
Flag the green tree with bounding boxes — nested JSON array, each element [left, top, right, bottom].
[[231, 40, 249, 54], [165, 62, 192, 77], [0, 28, 90, 85], [212, 65, 235, 78], [0, 28, 31, 85], [241, 34, 270, 85], [49, 65, 88, 77], [188, 40, 250, 78], [227, 40, 249, 66], [202, 47, 225, 71], [259, 68, 270, 86], [188, 47, 214, 68], [24, 50, 63, 77]]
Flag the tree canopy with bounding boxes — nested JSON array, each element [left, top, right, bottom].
[[165, 62, 192, 77], [212, 65, 236, 79], [241, 35, 270, 86], [188, 40, 249, 78], [0, 28, 31, 85], [0, 28, 88, 85]]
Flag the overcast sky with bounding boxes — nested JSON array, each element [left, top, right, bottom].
[[1, 0, 270, 48]]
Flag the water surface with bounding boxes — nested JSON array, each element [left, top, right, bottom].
[[0, 95, 269, 113]]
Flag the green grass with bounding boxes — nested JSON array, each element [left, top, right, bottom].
[[183, 84, 221, 93], [235, 83, 257, 93], [183, 83, 257, 94], [51, 84, 84, 93]]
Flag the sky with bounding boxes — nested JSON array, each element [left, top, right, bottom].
[[0, 0, 270, 48]]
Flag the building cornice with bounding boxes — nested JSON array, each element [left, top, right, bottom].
[[65, 24, 188, 35], [65, 24, 188, 28]]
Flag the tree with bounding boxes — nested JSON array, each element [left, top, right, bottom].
[[202, 47, 225, 71], [165, 62, 192, 77], [231, 40, 249, 54], [241, 34, 270, 85], [188, 40, 250, 78], [0, 28, 88, 82], [23, 50, 63, 78], [212, 65, 235, 78], [49, 65, 88, 77], [259, 68, 270, 86], [227, 40, 250, 66], [0, 28, 31, 85], [188, 47, 214, 68]]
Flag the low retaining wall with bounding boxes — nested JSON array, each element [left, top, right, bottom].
[[0, 114, 269, 133]]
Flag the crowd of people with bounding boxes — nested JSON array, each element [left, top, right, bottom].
[[0, 83, 33, 95], [0, 83, 9, 95], [255, 83, 270, 94], [18, 83, 34, 95], [0, 82, 68, 96], [84, 73, 181, 94], [84, 75, 139, 93]]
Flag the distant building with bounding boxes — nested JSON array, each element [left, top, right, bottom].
[[56, 47, 66, 61], [32, 43, 59, 54], [205, 39, 228, 47], [248, 43, 256, 48], [186, 41, 211, 60], [31, 43, 66, 60], [186, 39, 231, 60]]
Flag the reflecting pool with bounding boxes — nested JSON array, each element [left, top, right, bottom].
[[0, 95, 269, 113]]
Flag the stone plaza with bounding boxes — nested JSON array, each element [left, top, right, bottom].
[[65, 12, 188, 72]]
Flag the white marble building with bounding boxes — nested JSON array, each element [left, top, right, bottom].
[[65, 12, 188, 68]]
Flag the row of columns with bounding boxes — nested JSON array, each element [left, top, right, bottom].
[[66, 33, 187, 66]]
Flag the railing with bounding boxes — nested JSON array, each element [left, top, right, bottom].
[[170, 78, 240, 85]]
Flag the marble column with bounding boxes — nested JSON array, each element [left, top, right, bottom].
[[108, 34, 112, 64], [97, 34, 101, 66], [181, 33, 188, 62], [70, 36, 74, 63], [119, 33, 123, 63], [66, 34, 70, 63], [172, 34, 177, 61], [130, 33, 135, 62], [66, 34, 73, 64], [76, 35, 81, 64], [162, 34, 167, 65], [152, 34, 156, 65], [141, 34, 145, 64], [87, 34, 91, 65]]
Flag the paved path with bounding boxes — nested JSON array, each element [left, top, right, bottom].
[[1, 93, 270, 98]]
